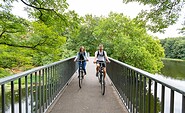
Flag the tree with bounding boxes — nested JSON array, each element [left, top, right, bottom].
[[97, 13, 165, 73], [66, 15, 101, 55], [161, 37, 185, 59], [123, 0, 185, 33], [69, 13, 165, 73], [0, 0, 80, 67]]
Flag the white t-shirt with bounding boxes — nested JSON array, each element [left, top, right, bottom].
[[95, 50, 108, 61]]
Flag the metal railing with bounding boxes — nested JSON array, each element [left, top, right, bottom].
[[0, 57, 77, 113], [107, 57, 185, 113]]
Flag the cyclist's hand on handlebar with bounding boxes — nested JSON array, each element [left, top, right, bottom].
[[107, 60, 111, 63]]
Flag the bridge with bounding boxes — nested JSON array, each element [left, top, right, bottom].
[[0, 57, 185, 113]]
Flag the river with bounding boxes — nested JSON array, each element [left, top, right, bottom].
[[154, 59, 185, 113]]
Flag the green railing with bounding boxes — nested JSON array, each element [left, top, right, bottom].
[[107, 57, 185, 113], [0, 57, 77, 113]]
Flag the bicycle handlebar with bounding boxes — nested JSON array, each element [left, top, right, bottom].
[[76, 60, 88, 62], [94, 61, 110, 64]]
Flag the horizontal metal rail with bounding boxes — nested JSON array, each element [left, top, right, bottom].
[[107, 57, 185, 113], [0, 57, 77, 113]]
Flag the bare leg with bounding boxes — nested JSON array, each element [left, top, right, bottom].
[[103, 68, 106, 78], [96, 64, 100, 76], [96, 64, 100, 72]]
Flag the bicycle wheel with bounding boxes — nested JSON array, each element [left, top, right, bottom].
[[100, 74, 105, 95], [79, 70, 83, 88]]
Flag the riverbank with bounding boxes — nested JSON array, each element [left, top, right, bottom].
[[161, 58, 185, 62]]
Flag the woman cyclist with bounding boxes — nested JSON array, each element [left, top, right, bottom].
[[74, 46, 88, 76]]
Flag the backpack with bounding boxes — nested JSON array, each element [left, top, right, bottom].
[[97, 51, 105, 57]]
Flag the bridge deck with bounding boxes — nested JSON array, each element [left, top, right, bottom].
[[47, 57, 128, 113]]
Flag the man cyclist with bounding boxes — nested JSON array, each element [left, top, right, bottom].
[[93, 44, 110, 78]]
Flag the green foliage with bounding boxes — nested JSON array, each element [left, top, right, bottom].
[[0, 68, 11, 78], [0, 45, 32, 68], [0, 0, 166, 77], [98, 13, 164, 73], [160, 37, 185, 59], [68, 13, 165, 73], [124, 0, 185, 33], [66, 15, 100, 55], [0, 0, 79, 78]]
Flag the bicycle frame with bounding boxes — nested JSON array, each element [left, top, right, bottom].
[[97, 61, 106, 95], [77, 60, 85, 88]]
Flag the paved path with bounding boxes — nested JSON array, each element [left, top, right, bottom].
[[47, 57, 128, 113]]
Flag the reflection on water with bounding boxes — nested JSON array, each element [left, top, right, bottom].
[[153, 59, 185, 113], [160, 59, 185, 80], [152, 74, 185, 113], [0, 86, 44, 113], [0, 87, 33, 113]]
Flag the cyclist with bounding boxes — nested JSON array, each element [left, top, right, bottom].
[[93, 44, 110, 78], [74, 46, 88, 76]]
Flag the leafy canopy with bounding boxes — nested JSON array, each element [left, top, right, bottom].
[[124, 0, 185, 33], [68, 13, 165, 73]]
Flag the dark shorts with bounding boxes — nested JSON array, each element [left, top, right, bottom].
[[97, 61, 106, 67]]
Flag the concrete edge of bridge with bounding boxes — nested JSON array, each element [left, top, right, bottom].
[[45, 70, 78, 113]]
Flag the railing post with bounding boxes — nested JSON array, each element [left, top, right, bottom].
[[39, 70, 42, 113], [25, 76, 28, 113], [35, 72, 38, 113], [143, 77, 146, 113], [148, 79, 151, 113], [129, 69, 132, 112], [42, 69, 45, 112], [161, 85, 165, 113], [11, 81, 15, 113], [139, 74, 142, 113], [1, 84, 5, 113], [30, 74, 33, 113], [45, 68, 48, 108], [131, 70, 134, 112], [135, 72, 138, 113], [48, 67, 51, 104], [126, 68, 129, 107], [154, 81, 157, 113], [170, 90, 174, 113], [18, 78, 22, 113], [182, 95, 185, 113]]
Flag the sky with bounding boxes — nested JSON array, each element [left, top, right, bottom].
[[12, 0, 184, 39]]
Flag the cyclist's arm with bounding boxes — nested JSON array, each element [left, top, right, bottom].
[[74, 52, 79, 62], [94, 51, 98, 63], [104, 51, 110, 63], [84, 51, 89, 61]]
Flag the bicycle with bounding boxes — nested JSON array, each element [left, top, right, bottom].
[[96, 61, 106, 95], [77, 60, 86, 88]]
